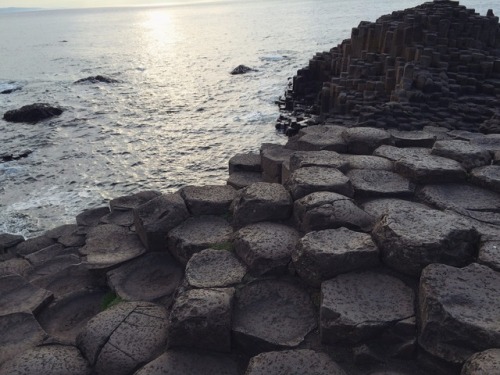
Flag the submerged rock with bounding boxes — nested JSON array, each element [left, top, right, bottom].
[[3, 103, 63, 123]]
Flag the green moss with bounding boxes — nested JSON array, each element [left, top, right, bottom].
[[211, 241, 233, 251], [101, 292, 124, 311]]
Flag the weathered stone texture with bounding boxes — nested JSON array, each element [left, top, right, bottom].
[[294, 192, 374, 233], [231, 182, 292, 227], [168, 216, 232, 264], [293, 228, 379, 286], [168, 288, 234, 352], [419, 263, 500, 364], [233, 279, 316, 350], [233, 222, 299, 276]]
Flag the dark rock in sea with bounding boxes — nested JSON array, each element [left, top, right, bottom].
[[230, 65, 256, 75], [74, 75, 119, 84], [3, 103, 63, 123]]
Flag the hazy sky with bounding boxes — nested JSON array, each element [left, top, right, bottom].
[[0, 0, 218, 9]]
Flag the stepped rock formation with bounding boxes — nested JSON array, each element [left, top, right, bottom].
[[1, 1, 500, 375], [278, 0, 500, 135]]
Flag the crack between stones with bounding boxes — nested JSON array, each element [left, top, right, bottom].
[[92, 306, 138, 366]]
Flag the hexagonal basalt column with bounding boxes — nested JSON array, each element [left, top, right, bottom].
[[168, 288, 234, 352], [419, 263, 500, 365], [233, 222, 299, 276], [168, 216, 233, 265]]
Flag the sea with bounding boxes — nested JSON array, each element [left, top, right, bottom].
[[0, 0, 497, 237]]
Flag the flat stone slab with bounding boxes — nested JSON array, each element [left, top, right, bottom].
[[76, 206, 111, 227], [461, 348, 500, 375], [372, 201, 479, 275], [31, 264, 98, 299], [289, 151, 349, 172], [185, 249, 246, 288], [133, 193, 189, 252], [37, 290, 108, 344], [181, 185, 237, 216], [478, 241, 500, 272], [0, 312, 48, 366], [0, 258, 32, 277], [233, 222, 299, 276], [168, 216, 233, 264], [168, 288, 234, 352], [100, 210, 135, 227], [229, 152, 262, 173], [373, 145, 431, 161], [14, 235, 55, 257], [285, 166, 354, 200], [347, 169, 414, 197], [77, 302, 168, 375], [107, 252, 183, 303], [0, 274, 53, 316], [293, 228, 379, 286], [231, 182, 292, 227], [419, 263, 500, 364], [342, 127, 392, 154], [295, 126, 347, 153], [260, 144, 294, 183], [0, 345, 91, 375], [232, 279, 316, 350], [134, 349, 239, 375], [394, 153, 467, 184], [294, 191, 374, 233], [245, 349, 347, 375], [45, 224, 86, 247], [431, 140, 491, 170], [390, 130, 436, 148], [227, 171, 264, 189], [417, 183, 500, 226], [79, 224, 146, 269], [321, 271, 415, 345], [109, 190, 161, 212], [24, 243, 68, 265], [344, 155, 394, 171], [470, 136, 500, 153], [27, 254, 81, 283], [471, 165, 500, 193]]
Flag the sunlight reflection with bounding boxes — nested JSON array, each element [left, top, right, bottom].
[[142, 9, 177, 48]]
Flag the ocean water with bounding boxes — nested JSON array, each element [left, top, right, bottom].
[[0, 0, 497, 237]]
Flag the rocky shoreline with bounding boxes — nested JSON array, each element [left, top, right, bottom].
[[1, 1, 500, 374]]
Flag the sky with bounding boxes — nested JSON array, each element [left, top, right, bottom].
[[0, 0, 220, 9]]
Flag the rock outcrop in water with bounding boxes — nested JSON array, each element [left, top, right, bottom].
[[74, 75, 120, 84], [3, 103, 63, 123], [278, 0, 500, 135], [230, 65, 257, 75], [1, 1, 500, 375]]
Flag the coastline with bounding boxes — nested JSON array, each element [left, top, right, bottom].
[[1, 1, 500, 374]]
